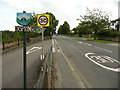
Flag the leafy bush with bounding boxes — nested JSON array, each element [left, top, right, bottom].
[[2, 31, 41, 43], [97, 29, 119, 37]]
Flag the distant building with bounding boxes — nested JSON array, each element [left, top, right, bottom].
[[110, 18, 120, 31], [110, 1, 120, 31], [70, 30, 75, 33]]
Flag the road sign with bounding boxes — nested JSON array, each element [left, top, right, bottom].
[[37, 14, 49, 27], [17, 13, 31, 26]]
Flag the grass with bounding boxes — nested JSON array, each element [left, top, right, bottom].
[[86, 39, 114, 43]]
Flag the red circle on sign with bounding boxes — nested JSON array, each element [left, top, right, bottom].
[[38, 15, 48, 26]]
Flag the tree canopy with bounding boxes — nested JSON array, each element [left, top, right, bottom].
[[58, 21, 70, 35], [29, 12, 59, 36], [76, 7, 111, 39]]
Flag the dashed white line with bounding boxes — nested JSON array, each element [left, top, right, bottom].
[[52, 39, 56, 53], [40, 55, 45, 60], [53, 47, 55, 52], [78, 42, 92, 46], [58, 49, 60, 53], [84, 43, 92, 46], [52, 39, 54, 45], [78, 42, 112, 53], [95, 46, 112, 53], [78, 42, 83, 44]]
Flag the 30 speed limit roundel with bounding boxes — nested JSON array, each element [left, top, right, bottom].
[[37, 14, 49, 27]]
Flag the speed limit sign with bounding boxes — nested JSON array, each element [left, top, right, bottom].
[[37, 14, 49, 27]]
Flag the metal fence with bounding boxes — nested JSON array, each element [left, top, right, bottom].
[[34, 46, 52, 89]]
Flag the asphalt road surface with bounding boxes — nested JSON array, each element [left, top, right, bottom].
[[2, 39, 52, 88], [52, 35, 119, 88]]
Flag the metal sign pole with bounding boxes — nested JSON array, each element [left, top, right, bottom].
[[23, 27, 27, 89], [16, 11, 31, 89], [42, 27, 44, 61]]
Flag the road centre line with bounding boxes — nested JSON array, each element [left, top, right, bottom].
[[53, 47, 55, 52], [94, 46, 112, 53], [78, 42, 112, 53], [52, 39, 56, 53], [54, 39, 62, 53], [78, 42, 92, 46], [58, 49, 60, 53], [52, 39, 54, 45], [78, 42, 83, 44]]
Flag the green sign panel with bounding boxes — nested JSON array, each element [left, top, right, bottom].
[[17, 13, 31, 26]]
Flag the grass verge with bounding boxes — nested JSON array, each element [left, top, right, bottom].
[[86, 39, 114, 43], [61, 35, 115, 43]]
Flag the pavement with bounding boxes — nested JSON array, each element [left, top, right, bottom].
[[52, 35, 119, 88], [2, 39, 52, 88]]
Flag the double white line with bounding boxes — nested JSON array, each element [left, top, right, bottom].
[[52, 39, 55, 53], [52, 39, 62, 53]]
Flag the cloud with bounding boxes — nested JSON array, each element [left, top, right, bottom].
[[0, 0, 119, 30]]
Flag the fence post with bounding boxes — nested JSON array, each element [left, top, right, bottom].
[[2, 42, 5, 50]]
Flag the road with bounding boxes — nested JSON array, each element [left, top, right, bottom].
[[2, 39, 52, 88], [52, 35, 119, 88]]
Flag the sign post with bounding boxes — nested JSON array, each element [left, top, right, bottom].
[[17, 11, 31, 89], [42, 27, 44, 60], [23, 27, 26, 89], [37, 14, 49, 61]]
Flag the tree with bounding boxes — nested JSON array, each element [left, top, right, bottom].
[[73, 28, 78, 34], [58, 25, 63, 35], [58, 21, 70, 35], [45, 12, 59, 36], [78, 7, 111, 39], [28, 12, 59, 36]]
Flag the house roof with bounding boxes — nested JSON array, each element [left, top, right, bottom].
[[112, 18, 120, 22]]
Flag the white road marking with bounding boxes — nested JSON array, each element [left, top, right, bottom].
[[78, 42, 92, 46], [26, 47, 42, 54], [53, 47, 55, 52], [78, 42, 83, 44], [84, 43, 92, 46], [58, 49, 60, 53], [95, 46, 112, 53], [40, 55, 45, 60], [78, 42, 112, 52], [85, 53, 120, 72], [52, 39, 54, 45], [108, 44, 118, 46], [103, 56, 120, 64], [52, 39, 56, 53]]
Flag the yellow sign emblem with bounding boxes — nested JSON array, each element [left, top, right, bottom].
[[37, 14, 49, 27]]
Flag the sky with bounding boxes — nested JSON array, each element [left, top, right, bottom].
[[0, 0, 119, 31]]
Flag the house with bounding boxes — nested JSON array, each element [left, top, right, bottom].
[[110, 18, 120, 31], [70, 30, 75, 33]]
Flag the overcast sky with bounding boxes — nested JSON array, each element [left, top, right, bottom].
[[0, 0, 119, 31]]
